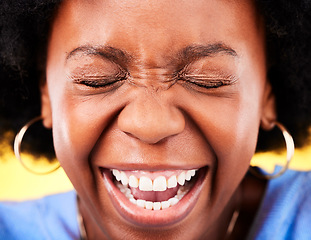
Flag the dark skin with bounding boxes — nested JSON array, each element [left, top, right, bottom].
[[41, 0, 275, 239], [230, 175, 267, 240]]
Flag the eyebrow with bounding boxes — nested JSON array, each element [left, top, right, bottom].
[[178, 43, 238, 62], [66, 43, 238, 66], [66, 45, 131, 65]]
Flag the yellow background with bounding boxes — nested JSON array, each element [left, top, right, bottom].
[[1, 134, 311, 201]]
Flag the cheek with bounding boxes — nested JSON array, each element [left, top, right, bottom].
[[49, 88, 122, 173], [180, 83, 263, 195], [200, 100, 259, 166], [184, 89, 261, 160]]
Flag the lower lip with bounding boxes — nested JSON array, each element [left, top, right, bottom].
[[101, 167, 207, 227]]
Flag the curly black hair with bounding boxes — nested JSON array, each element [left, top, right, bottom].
[[0, 0, 311, 157]]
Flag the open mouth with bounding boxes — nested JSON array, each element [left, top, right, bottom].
[[101, 166, 208, 226], [112, 169, 198, 210]]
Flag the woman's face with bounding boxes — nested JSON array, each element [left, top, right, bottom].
[[42, 0, 273, 238]]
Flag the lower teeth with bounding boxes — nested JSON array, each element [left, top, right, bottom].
[[116, 182, 192, 210]]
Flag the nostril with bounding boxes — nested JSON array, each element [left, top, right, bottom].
[[120, 119, 184, 144], [117, 102, 185, 144]]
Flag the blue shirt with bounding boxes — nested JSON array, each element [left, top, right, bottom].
[[247, 168, 311, 239], [0, 191, 79, 240], [0, 168, 311, 239]]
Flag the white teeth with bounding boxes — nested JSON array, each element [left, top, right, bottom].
[[129, 198, 137, 205], [125, 188, 131, 195], [145, 201, 153, 210], [168, 197, 179, 206], [189, 169, 196, 177], [136, 199, 146, 208], [176, 185, 188, 200], [129, 175, 139, 188], [111, 169, 198, 193], [185, 170, 192, 181], [167, 175, 177, 188], [125, 191, 133, 199], [185, 169, 196, 180], [177, 172, 186, 185], [115, 182, 194, 210], [112, 169, 121, 181], [120, 171, 129, 186], [161, 201, 170, 209], [139, 176, 153, 191], [153, 176, 167, 191], [153, 202, 161, 210]]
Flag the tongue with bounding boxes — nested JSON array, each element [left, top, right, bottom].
[[130, 186, 179, 202]]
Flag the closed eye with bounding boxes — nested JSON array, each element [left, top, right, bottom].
[[73, 75, 126, 88], [71, 71, 128, 90], [177, 72, 238, 90]]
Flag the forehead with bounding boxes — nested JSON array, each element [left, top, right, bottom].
[[49, 0, 263, 66]]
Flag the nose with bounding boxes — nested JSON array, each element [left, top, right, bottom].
[[117, 94, 185, 144]]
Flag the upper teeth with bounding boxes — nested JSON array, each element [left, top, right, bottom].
[[111, 169, 197, 191]]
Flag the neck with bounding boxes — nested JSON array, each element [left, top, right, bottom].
[[207, 173, 267, 240], [77, 196, 109, 240], [229, 173, 267, 239]]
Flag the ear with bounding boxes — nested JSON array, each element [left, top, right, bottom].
[[260, 81, 277, 131], [40, 82, 53, 129]]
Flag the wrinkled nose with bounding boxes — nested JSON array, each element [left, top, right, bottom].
[[118, 94, 185, 144]]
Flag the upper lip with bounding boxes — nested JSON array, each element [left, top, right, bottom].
[[99, 163, 207, 171]]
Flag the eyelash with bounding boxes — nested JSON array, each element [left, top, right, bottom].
[[177, 72, 237, 90], [73, 71, 128, 89], [73, 69, 236, 92]]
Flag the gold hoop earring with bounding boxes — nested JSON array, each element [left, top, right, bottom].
[[249, 122, 295, 180], [14, 116, 60, 175]]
